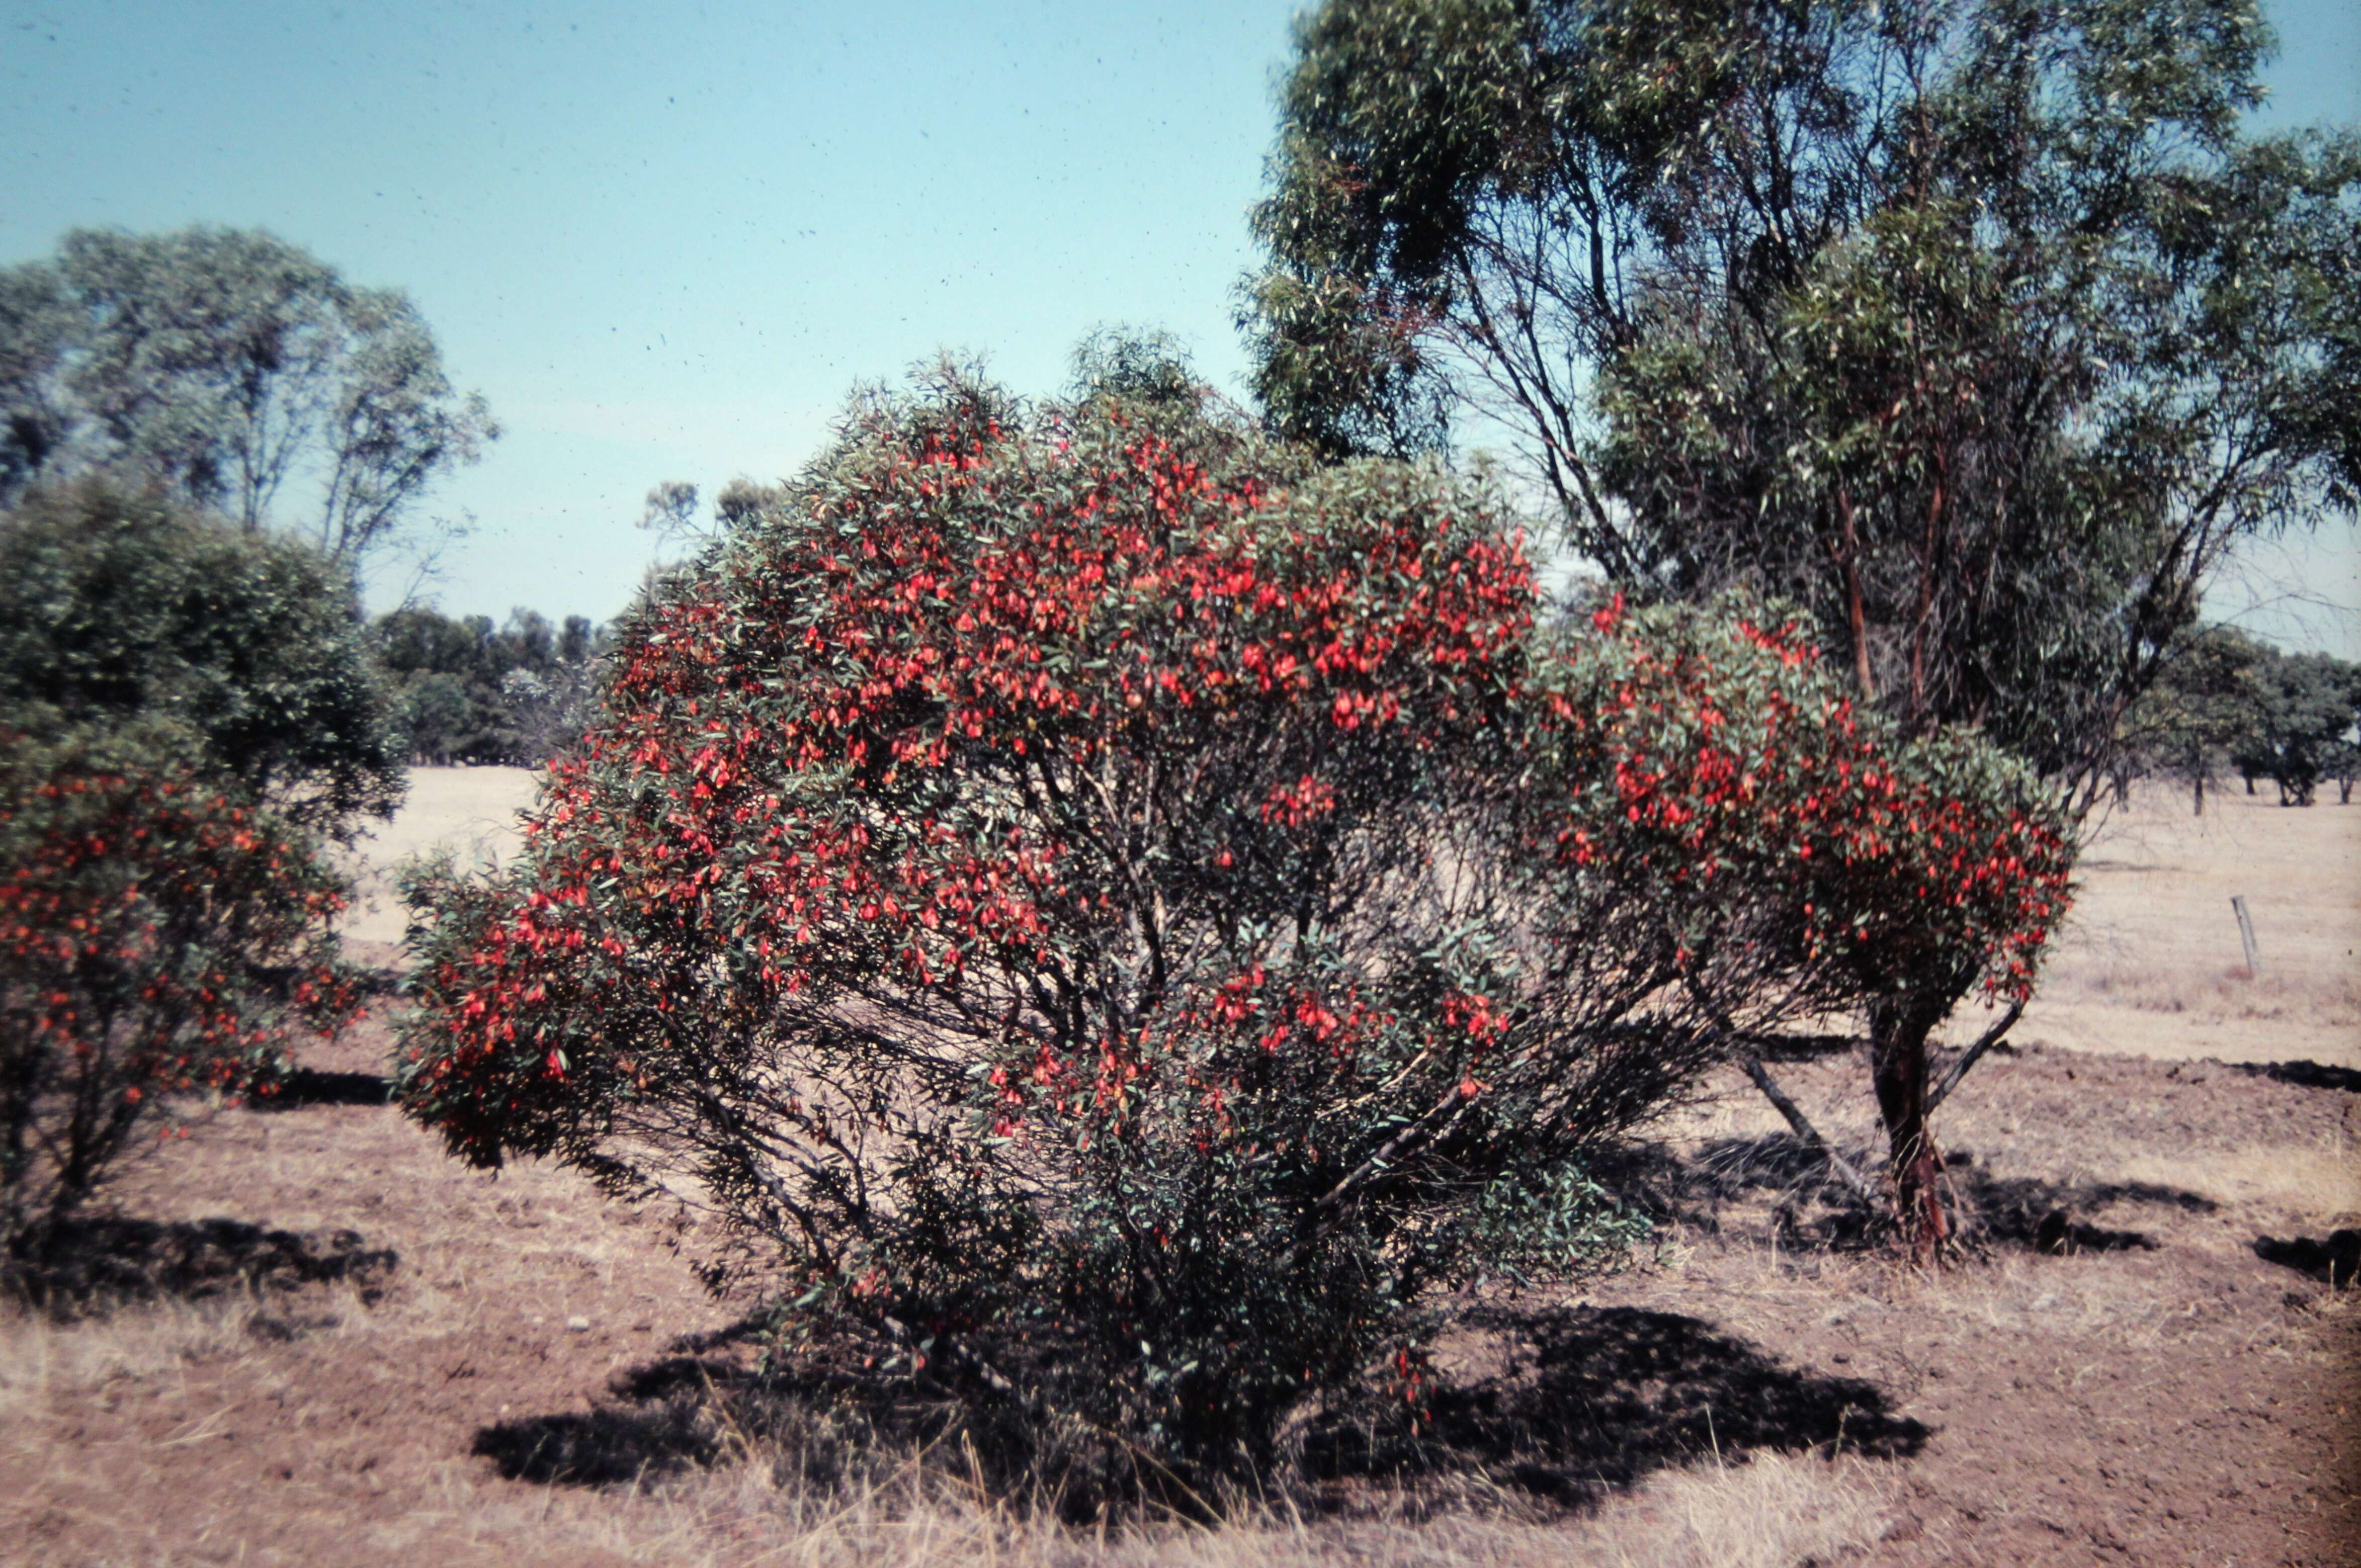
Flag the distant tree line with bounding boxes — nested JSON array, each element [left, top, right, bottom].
[[2125, 628, 2361, 810], [367, 606, 609, 768]]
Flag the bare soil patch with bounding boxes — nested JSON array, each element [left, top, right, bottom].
[[4, 774, 2354, 1565]]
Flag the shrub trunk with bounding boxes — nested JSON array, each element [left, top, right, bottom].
[[1869, 992, 1958, 1265]]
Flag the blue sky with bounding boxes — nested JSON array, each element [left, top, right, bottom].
[[4, 0, 2355, 651]]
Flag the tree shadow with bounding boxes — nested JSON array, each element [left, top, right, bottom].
[[7, 1214, 399, 1313], [1299, 1303, 1926, 1508], [474, 1393, 721, 1485], [1746, 1030, 1861, 1064], [252, 1069, 393, 1109], [1586, 1134, 1862, 1235], [1956, 1170, 2215, 1256], [472, 1303, 1927, 1518], [2253, 1231, 2359, 1287], [1597, 1131, 2216, 1258], [2237, 1060, 2361, 1095]]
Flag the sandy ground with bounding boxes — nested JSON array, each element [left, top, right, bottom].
[[338, 766, 539, 955]]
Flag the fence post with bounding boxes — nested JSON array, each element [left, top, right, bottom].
[[2231, 895, 2261, 978]]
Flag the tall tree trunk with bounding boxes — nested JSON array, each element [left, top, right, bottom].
[[1836, 486, 1876, 701], [1870, 991, 1956, 1267]]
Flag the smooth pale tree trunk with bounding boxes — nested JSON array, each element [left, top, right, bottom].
[[1870, 991, 1957, 1267]]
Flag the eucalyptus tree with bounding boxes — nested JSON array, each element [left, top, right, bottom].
[[1244, 0, 2359, 1245], [2119, 623, 2269, 815], [0, 226, 497, 575], [2232, 645, 2361, 805], [1250, 0, 2356, 777]]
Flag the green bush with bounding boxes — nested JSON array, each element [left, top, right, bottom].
[[0, 483, 386, 1270], [0, 481, 403, 836]]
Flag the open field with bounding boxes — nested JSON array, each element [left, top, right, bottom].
[[337, 766, 541, 959], [3, 772, 2355, 1565], [2020, 785, 2361, 1069]]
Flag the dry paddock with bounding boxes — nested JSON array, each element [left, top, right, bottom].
[[2, 772, 2354, 1566]]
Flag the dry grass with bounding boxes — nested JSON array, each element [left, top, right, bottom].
[[2119, 1137, 2361, 1228], [0, 1293, 264, 1424], [2053, 959, 2361, 1029], [3, 1344, 1892, 1568], [2022, 783, 2361, 1066], [1, 1269, 1893, 1568], [574, 1449, 1889, 1568]]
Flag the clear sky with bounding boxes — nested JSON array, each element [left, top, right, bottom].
[[4, 0, 2355, 651]]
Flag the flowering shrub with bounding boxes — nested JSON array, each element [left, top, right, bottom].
[[1538, 602, 2075, 1255], [1528, 599, 2068, 1008], [397, 368, 2068, 1485], [0, 735, 361, 1259]]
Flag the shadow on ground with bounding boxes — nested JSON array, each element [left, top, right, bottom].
[[1959, 1170, 2213, 1255], [2237, 1060, 2361, 1095], [7, 1215, 398, 1312], [2254, 1231, 2360, 1287], [475, 1389, 722, 1486], [1599, 1131, 2216, 1258], [254, 1069, 395, 1109], [1300, 1303, 1925, 1508], [473, 1301, 1925, 1513]]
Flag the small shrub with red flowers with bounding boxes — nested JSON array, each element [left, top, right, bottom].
[[396, 363, 2067, 1492], [0, 732, 361, 1265], [1534, 599, 2075, 1258]]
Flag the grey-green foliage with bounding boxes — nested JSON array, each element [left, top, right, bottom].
[[0, 226, 496, 572], [1067, 325, 1205, 409], [1246, 0, 2361, 802], [0, 481, 404, 839]]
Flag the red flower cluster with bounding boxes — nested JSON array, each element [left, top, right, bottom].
[[2, 768, 354, 1089], [400, 404, 1539, 1167], [1532, 599, 2072, 1004]]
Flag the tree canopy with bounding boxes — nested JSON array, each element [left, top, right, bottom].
[[2230, 644, 2361, 805], [1246, 0, 2361, 798], [0, 226, 497, 574], [0, 481, 405, 838]]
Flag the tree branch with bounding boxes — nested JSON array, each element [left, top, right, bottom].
[[1740, 1053, 1880, 1204], [1924, 997, 2024, 1114]]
